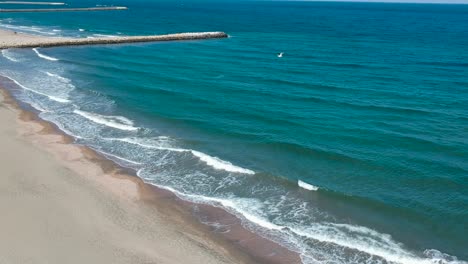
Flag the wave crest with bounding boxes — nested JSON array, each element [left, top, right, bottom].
[[33, 48, 59, 61], [107, 137, 255, 174], [3, 75, 70, 103], [1, 50, 20, 62], [298, 180, 319, 191], [73, 110, 139, 131]]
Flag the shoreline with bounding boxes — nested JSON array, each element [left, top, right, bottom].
[[0, 78, 302, 263]]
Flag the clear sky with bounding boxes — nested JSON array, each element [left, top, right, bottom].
[[301, 0, 468, 3]]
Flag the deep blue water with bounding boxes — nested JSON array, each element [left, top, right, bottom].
[[1, 1, 467, 263]]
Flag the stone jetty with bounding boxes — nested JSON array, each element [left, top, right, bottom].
[[0, 31, 229, 49], [0, 6, 128, 12], [0, 1, 65, 5]]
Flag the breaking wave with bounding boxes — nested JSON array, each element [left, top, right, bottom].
[[1, 50, 20, 62], [298, 180, 319, 191], [33, 48, 59, 61], [105, 137, 255, 174], [73, 110, 139, 131], [3, 75, 70, 103]]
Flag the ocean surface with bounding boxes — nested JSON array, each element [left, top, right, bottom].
[[1, 1, 467, 263]]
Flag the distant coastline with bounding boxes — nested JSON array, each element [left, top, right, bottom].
[[0, 1, 64, 5], [0, 6, 128, 12]]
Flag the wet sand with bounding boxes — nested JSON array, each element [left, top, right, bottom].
[[0, 88, 255, 264], [0, 81, 302, 264], [0, 22, 299, 263]]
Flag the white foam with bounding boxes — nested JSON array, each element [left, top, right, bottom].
[[33, 48, 59, 61], [44, 71, 70, 83], [423, 249, 466, 264], [40, 116, 85, 139], [92, 148, 142, 165], [290, 223, 465, 264], [1, 50, 20, 62], [136, 167, 466, 264], [4, 75, 70, 103], [73, 110, 139, 131], [298, 180, 319, 191], [193, 196, 284, 231], [0, 24, 56, 36], [79, 28, 85, 32], [92, 34, 119, 38], [191, 150, 255, 174], [135, 177, 277, 230], [107, 137, 255, 174], [29, 102, 48, 112]]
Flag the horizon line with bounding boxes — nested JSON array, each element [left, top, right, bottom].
[[274, 0, 468, 4]]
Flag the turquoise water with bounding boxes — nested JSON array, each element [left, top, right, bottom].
[[1, 1, 467, 263]]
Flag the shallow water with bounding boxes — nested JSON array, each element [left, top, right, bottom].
[[1, 1, 467, 263]]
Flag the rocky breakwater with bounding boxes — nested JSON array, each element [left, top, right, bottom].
[[0, 6, 128, 12], [0, 32, 229, 49]]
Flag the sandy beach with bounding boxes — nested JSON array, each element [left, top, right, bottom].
[[0, 24, 300, 263], [2, 1, 467, 262], [0, 89, 255, 264], [0, 28, 54, 47]]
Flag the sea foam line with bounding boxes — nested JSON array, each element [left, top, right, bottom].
[[191, 150, 255, 175], [91, 148, 143, 165], [39, 116, 86, 139], [107, 137, 255, 174], [1, 49, 19, 62], [0, 24, 56, 36], [135, 172, 465, 264], [73, 110, 139, 131], [92, 33, 119, 38], [33, 48, 59, 61], [44, 71, 70, 83], [2, 75, 70, 103]]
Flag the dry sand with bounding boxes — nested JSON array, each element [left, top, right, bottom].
[[0, 90, 251, 264], [0, 28, 58, 47]]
